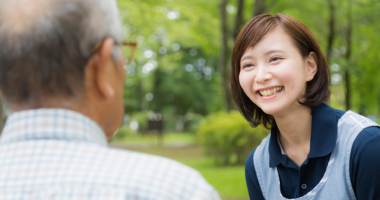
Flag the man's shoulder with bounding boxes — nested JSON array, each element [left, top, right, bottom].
[[60, 141, 205, 178], [93, 144, 220, 199], [0, 140, 204, 179], [0, 140, 220, 199], [106, 145, 202, 174]]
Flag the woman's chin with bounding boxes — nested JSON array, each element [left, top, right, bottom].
[[260, 106, 281, 116]]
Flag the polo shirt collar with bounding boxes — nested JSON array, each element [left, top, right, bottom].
[[0, 108, 108, 147], [269, 103, 338, 167]]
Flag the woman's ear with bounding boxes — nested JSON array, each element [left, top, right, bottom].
[[306, 52, 318, 82]]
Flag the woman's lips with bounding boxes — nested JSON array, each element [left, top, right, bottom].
[[256, 86, 283, 100]]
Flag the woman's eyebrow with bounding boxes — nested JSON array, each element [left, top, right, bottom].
[[241, 55, 253, 62], [265, 50, 285, 55], [241, 50, 285, 62]]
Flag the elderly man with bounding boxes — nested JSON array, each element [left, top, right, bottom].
[[0, 0, 220, 199]]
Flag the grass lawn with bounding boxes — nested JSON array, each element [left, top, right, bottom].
[[179, 157, 248, 200], [111, 133, 249, 200], [111, 132, 197, 146]]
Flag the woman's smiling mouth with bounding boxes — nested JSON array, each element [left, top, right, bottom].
[[257, 86, 283, 97]]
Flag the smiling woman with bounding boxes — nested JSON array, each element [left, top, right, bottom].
[[239, 26, 320, 121], [230, 14, 330, 129], [230, 14, 380, 200]]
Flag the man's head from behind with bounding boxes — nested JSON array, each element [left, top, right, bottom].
[[0, 0, 126, 140]]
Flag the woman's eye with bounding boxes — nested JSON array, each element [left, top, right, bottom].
[[243, 64, 254, 69], [270, 57, 282, 62]]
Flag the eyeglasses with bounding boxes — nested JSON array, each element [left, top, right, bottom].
[[91, 40, 138, 67]]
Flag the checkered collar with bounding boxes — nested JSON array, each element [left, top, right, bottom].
[[0, 108, 108, 146]]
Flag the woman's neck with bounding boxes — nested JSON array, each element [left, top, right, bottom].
[[274, 105, 312, 167]]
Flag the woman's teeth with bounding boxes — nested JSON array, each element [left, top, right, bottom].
[[259, 87, 282, 97]]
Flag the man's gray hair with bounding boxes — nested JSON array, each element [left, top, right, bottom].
[[0, 0, 123, 107]]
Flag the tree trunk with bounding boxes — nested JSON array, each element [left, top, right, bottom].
[[326, 0, 336, 62], [136, 78, 143, 111], [252, 0, 279, 17], [152, 68, 165, 146], [252, 0, 266, 17], [223, 154, 230, 165], [344, 0, 353, 111], [344, 69, 351, 110], [232, 0, 245, 41], [219, 0, 233, 111], [236, 151, 244, 165]]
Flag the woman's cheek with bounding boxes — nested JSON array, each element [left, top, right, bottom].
[[277, 70, 304, 99], [239, 73, 254, 96]]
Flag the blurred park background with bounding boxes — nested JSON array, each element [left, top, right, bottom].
[[109, 0, 380, 199], [1, 0, 380, 199]]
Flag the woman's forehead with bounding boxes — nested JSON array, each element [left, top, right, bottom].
[[241, 27, 298, 60]]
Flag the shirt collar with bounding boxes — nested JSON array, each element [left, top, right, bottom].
[[0, 108, 108, 146], [269, 103, 338, 167]]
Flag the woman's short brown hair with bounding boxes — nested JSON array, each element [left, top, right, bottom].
[[230, 14, 330, 129]]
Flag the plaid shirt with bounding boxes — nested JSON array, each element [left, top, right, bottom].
[[0, 109, 220, 200]]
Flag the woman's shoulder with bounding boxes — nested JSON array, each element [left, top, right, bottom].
[[350, 126, 380, 198], [245, 148, 257, 169], [245, 147, 265, 199], [335, 109, 378, 128], [246, 132, 272, 170], [352, 126, 380, 158]]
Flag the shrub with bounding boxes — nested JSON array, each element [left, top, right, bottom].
[[113, 125, 133, 140], [113, 111, 150, 141], [197, 111, 268, 165], [131, 111, 150, 133], [184, 113, 204, 133]]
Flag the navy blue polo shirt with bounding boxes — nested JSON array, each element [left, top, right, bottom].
[[245, 103, 380, 199]]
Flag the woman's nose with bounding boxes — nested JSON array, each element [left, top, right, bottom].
[[255, 66, 272, 84]]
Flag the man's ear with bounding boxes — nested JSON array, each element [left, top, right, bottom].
[[92, 38, 116, 99], [306, 52, 318, 82]]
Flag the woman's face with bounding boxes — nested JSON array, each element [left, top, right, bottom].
[[239, 27, 317, 117]]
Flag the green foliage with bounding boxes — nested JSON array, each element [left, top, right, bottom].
[[113, 111, 150, 141], [113, 125, 133, 140], [117, 0, 380, 132], [177, 112, 204, 133], [197, 111, 268, 165], [130, 111, 150, 132], [118, 0, 223, 119]]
